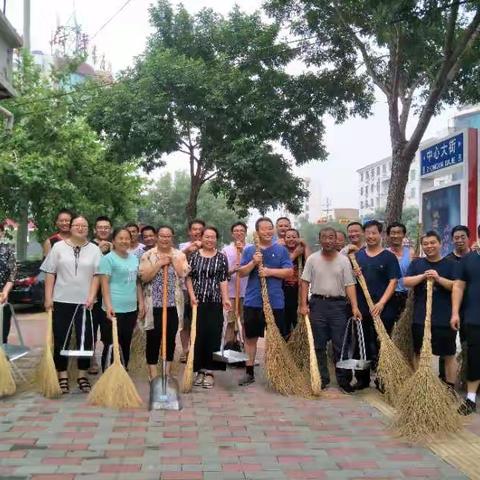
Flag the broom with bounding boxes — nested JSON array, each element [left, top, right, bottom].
[[393, 279, 462, 442], [304, 314, 322, 395], [36, 310, 62, 398], [127, 324, 148, 379], [254, 233, 312, 397], [0, 346, 15, 397], [181, 304, 197, 393], [349, 254, 412, 406], [88, 316, 143, 409]]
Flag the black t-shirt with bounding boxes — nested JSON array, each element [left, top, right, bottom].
[[455, 251, 480, 326], [445, 251, 462, 262], [406, 257, 455, 327], [355, 249, 401, 318]]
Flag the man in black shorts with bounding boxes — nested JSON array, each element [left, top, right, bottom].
[[404, 231, 457, 388], [238, 217, 293, 386]]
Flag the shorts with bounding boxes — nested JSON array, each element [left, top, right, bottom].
[[227, 298, 244, 324], [243, 307, 285, 339], [465, 324, 480, 381], [412, 324, 457, 357]]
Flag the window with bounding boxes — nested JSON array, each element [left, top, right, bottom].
[[360, 187, 363, 195], [376, 198, 380, 206], [382, 164, 386, 174], [360, 201, 364, 209], [360, 172, 364, 182], [370, 199, 374, 207], [366, 171, 369, 180], [376, 166, 380, 175], [371, 169, 375, 178]]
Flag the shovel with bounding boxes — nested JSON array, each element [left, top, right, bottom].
[[149, 264, 182, 411]]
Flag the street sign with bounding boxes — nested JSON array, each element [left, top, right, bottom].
[[420, 133, 463, 176]]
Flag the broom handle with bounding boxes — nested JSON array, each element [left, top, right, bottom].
[[235, 247, 241, 320], [161, 264, 168, 361], [111, 317, 120, 365], [420, 279, 434, 362], [47, 310, 54, 350], [253, 233, 275, 326]]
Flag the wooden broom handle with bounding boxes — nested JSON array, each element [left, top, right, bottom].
[[161, 264, 168, 361], [235, 247, 241, 319], [253, 232, 275, 323], [348, 254, 377, 314], [421, 278, 434, 360]]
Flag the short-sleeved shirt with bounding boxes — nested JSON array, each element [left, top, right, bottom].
[[98, 252, 139, 313], [188, 251, 228, 304], [41, 240, 102, 304], [445, 251, 463, 262], [355, 249, 401, 318], [222, 243, 250, 298], [406, 257, 455, 327], [128, 243, 145, 256], [0, 243, 16, 289], [241, 243, 293, 309], [301, 252, 355, 297], [283, 252, 305, 288], [455, 251, 480, 326]]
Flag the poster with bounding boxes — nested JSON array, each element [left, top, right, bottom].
[[422, 184, 461, 256]]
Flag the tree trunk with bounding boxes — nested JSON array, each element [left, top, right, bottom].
[[16, 204, 29, 262], [185, 175, 202, 222]]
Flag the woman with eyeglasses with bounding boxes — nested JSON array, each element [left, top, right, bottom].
[[41, 215, 102, 394]]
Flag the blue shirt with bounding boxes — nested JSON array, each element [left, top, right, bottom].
[[455, 251, 480, 326], [392, 246, 411, 293], [98, 252, 139, 313], [241, 243, 293, 309]]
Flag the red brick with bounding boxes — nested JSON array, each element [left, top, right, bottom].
[[105, 449, 144, 458], [99, 464, 142, 473], [64, 422, 98, 427], [223, 464, 262, 472], [317, 436, 351, 443], [0, 438, 37, 445], [112, 426, 147, 432], [9, 426, 46, 432], [164, 431, 198, 438], [162, 456, 202, 464], [50, 444, 90, 451], [109, 437, 145, 445], [339, 461, 379, 470], [31, 476, 75, 480], [287, 471, 327, 479], [219, 448, 257, 457], [18, 415, 53, 422], [278, 456, 314, 464], [161, 473, 203, 480], [402, 468, 441, 478], [59, 432, 94, 439], [163, 441, 199, 449], [0, 451, 26, 458], [387, 454, 424, 462], [327, 447, 366, 457], [42, 458, 82, 465], [215, 436, 251, 442], [270, 442, 306, 449]]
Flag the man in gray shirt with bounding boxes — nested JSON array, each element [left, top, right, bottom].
[[300, 227, 362, 393]]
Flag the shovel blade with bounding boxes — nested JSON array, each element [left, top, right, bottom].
[[213, 349, 249, 364], [149, 375, 182, 411]]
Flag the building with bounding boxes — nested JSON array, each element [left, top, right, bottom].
[[0, 10, 22, 99], [357, 156, 420, 219]]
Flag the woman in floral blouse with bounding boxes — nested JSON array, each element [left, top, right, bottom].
[[0, 223, 17, 343]]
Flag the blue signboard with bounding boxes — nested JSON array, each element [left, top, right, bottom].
[[420, 133, 463, 176]]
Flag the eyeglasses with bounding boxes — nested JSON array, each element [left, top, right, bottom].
[[71, 224, 88, 229]]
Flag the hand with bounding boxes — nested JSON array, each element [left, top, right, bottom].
[[190, 296, 198, 306], [425, 269, 440, 282], [450, 313, 460, 331], [294, 244, 304, 257], [223, 299, 232, 312], [98, 241, 112, 253], [353, 267, 362, 278], [85, 297, 95, 310], [346, 244, 359, 254], [137, 303, 145, 320], [106, 306, 115, 320], [234, 241, 244, 252], [370, 301, 385, 318], [258, 266, 270, 278], [252, 251, 263, 265], [157, 254, 171, 268], [298, 304, 309, 316], [0, 292, 7, 304], [352, 307, 362, 321], [44, 299, 53, 311]]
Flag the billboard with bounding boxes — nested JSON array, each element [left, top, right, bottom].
[[422, 184, 461, 256]]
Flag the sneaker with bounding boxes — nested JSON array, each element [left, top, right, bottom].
[[193, 372, 205, 386], [458, 398, 476, 416], [353, 382, 370, 391], [238, 373, 255, 386], [338, 384, 355, 394], [321, 382, 330, 390]]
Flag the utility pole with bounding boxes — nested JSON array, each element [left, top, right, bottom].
[[322, 197, 333, 221]]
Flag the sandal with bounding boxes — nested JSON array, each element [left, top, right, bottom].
[[193, 372, 205, 386], [77, 377, 91, 393], [59, 378, 69, 395], [202, 373, 214, 389]]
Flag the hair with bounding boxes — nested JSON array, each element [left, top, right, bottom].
[[69, 214, 88, 228], [95, 215, 112, 226], [451, 225, 470, 238], [422, 230, 441, 243], [157, 225, 175, 235], [276, 216, 291, 225], [285, 228, 300, 236], [347, 221, 363, 231], [363, 219, 383, 233], [125, 222, 139, 232], [203, 225, 219, 239], [55, 208, 74, 222], [319, 227, 336, 237], [336, 230, 346, 238], [112, 227, 132, 241], [141, 225, 157, 235], [255, 216, 274, 231], [230, 221, 247, 233], [386, 222, 407, 235], [188, 219, 206, 230]]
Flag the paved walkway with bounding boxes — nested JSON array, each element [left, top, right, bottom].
[[0, 312, 478, 480]]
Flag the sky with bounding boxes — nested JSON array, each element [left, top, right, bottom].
[[5, 0, 458, 214]]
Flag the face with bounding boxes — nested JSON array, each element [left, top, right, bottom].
[[142, 229, 157, 248], [388, 226, 405, 247], [113, 230, 132, 252], [202, 229, 217, 250], [365, 225, 382, 247], [257, 220, 274, 243], [231, 225, 247, 243], [453, 230, 468, 252], [335, 232, 346, 251], [189, 222, 204, 241], [320, 229, 337, 252], [276, 219, 291, 239], [56, 213, 72, 233], [157, 228, 173, 249], [127, 226, 139, 243], [285, 230, 299, 249], [94, 220, 111, 241], [70, 217, 89, 240], [347, 224, 363, 246], [422, 236, 441, 258]]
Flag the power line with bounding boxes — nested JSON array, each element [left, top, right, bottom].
[[90, 0, 135, 40]]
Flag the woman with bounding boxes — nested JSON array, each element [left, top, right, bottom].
[[139, 226, 189, 379], [41, 215, 101, 394], [0, 223, 16, 343], [186, 226, 231, 389], [99, 228, 144, 371], [42, 209, 74, 257], [283, 228, 311, 336]]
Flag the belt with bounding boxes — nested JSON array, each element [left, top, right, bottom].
[[312, 294, 346, 301]]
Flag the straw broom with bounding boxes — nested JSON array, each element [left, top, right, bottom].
[[393, 279, 462, 442], [254, 233, 312, 397], [0, 346, 15, 397], [304, 314, 322, 395], [88, 316, 143, 409], [36, 310, 62, 398], [181, 305, 197, 393], [127, 324, 148, 379], [392, 291, 415, 367], [349, 254, 412, 406]]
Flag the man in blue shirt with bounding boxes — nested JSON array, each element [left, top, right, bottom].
[[238, 217, 293, 386]]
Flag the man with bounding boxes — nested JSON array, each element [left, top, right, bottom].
[[354, 220, 401, 389], [238, 217, 293, 386], [299, 227, 362, 393], [335, 230, 347, 252], [341, 221, 365, 255], [446, 225, 471, 262], [178, 219, 205, 362], [222, 222, 250, 345], [404, 231, 457, 388], [126, 222, 145, 256], [387, 222, 414, 322], [451, 224, 480, 415], [275, 217, 291, 245], [141, 225, 157, 253]]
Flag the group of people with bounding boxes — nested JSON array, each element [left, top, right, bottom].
[[1, 209, 479, 417]]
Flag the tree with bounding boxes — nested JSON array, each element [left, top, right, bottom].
[[296, 215, 346, 250], [87, 0, 370, 221], [138, 171, 246, 244], [364, 206, 420, 241], [267, 0, 480, 224], [0, 53, 143, 242]]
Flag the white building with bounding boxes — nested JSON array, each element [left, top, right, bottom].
[[357, 156, 420, 219]]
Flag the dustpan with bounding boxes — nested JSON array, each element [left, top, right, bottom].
[[213, 310, 248, 363], [60, 305, 94, 357], [336, 317, 371, 370], [1, 303, 30, 361]]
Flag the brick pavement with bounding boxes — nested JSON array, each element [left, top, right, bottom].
[[0, 312, 477, 480]]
